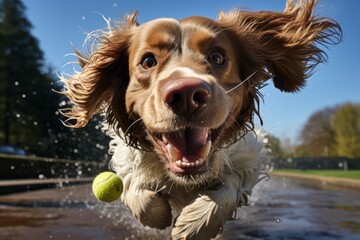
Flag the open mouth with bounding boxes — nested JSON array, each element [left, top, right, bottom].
[[151, 126, 223, 176]]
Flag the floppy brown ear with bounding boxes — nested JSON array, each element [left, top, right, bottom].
[[218, 0, 342, 92], [60, 13, 138, 129]]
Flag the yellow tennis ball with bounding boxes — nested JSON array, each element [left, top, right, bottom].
[[92, 171, 123, 202]]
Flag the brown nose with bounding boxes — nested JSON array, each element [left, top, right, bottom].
[[161, 78, 212, 117]]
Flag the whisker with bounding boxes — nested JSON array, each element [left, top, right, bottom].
[[226, 71, 257, 94], [124, 118, 143, 136], [227, 114, 242, 130], [167, 179, 176, 193], [190, 175, 196, 184], [154, 182, 167, 193]]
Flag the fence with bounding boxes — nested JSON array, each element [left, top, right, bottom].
[[0, 154, 107, 194], [272, 157, 360, 170]]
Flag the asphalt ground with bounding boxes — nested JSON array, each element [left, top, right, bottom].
[[0, 175, 359, 240]]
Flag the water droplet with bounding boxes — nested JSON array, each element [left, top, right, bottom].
[[58, 100, 67, 107], [113, 2, 117, 7], [81, 16, 86, 20], [275, 218, 281, 223], [38, 174, 45, 179], [10, 166, 15, 170], [22, 94, 26, 98], [14, 81, 19, 86]]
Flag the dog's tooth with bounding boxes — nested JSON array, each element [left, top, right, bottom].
[[205, 129, 209, 139], [175, 159, 205, 168], [167, 144, 181, 161], [198, 140, 212, 158], [162, 135, 168, 144]]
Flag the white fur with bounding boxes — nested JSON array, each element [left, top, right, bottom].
[[106, 126, 267, 239]]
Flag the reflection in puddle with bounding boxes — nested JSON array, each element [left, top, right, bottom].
[[0, 201, 87, 209], [221, 176, 360, 240], [0, 207, 61, 227], [336, 205, 360, 212], [340, 221, 360, 233]]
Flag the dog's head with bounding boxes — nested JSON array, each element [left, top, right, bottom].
[[61, 1, 341, 184]]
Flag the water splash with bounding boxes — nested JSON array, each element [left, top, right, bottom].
[[85, 199, 171, 239]]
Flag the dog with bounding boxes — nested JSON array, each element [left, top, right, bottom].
[[60, 0, 341, 239]]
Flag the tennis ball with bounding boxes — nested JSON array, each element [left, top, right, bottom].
[[92, 171, 123, 202]]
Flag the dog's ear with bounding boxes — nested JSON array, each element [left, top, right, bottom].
[[217, 0, 342, 92], [60, 13, 138, 130]]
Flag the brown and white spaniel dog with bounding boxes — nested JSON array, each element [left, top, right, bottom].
[[60, 0, 341, 239]]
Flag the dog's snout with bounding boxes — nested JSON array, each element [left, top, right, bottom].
[[162, 78, 212, 116]]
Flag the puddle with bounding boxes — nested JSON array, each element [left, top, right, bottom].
[[0, 200, 88, 209], [0, 208, 61, 227], [335, 205, 360, 212], [340, 221, 360, 233]]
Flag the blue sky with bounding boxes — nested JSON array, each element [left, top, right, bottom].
[[22, 0, 360, 142]]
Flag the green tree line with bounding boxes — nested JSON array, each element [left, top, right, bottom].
[[0, 0, 109, 161], [267, 103, 360, 159]]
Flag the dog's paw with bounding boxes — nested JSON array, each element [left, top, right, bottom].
[[124, 189, 172, 229], [171, 194, 233, 240]]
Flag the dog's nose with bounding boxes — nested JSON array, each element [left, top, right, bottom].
[[162, 78, 212, 117]]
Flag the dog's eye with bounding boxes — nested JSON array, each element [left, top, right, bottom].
[[209, 51, 225, 65], [141, 55, 157, 69]]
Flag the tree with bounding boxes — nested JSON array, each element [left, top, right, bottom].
[[265, 134, 284, 158], [0, 0, 72, 157], [0, 0, 46, 147], [297, 106, 338, 157], [333, 103, 360, 158], [0, 0, 113, 162]]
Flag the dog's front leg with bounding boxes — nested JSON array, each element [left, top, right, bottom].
[[121, 174, 173, 229], [171, 176, 241, 240]]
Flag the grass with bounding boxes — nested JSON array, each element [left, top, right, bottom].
[[273, 169, 360, 180]]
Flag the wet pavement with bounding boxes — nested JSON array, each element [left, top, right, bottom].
[[0, 175, 359, 240]]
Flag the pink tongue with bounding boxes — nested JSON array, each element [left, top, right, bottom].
[[165, 128, 208, 160]]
